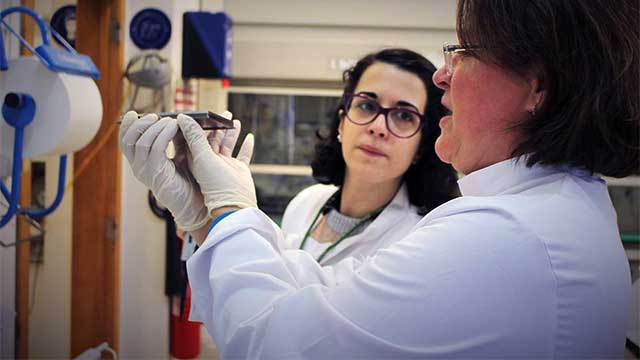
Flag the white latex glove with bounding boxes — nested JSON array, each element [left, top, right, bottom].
[[177, 112, 256, 215], [119, 111, 209, 231]]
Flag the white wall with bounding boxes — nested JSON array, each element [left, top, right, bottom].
[[231, 25, 455, 81], [225, 0, 456, 29], [26, 1, 75, 356], [27, 155, 73, 358], [120, 1, 199, 358], [124, 0, 200, 83], [225, 0, 457, 81], [119, 165, 169, 358]]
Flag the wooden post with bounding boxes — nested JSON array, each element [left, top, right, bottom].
[[72, 0, 123, 356], [15, 0, 34, 357]]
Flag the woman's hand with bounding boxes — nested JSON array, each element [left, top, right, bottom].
[[177, 112, 257, 215], [119, 111, 209, 231]]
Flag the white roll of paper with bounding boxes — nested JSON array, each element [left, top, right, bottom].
[[0, 56, 102, 175]]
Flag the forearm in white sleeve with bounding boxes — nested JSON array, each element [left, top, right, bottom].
[[187, 207, 553, 359]]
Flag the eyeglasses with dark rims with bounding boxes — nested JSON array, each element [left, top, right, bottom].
[[343, 93, 424, 139]]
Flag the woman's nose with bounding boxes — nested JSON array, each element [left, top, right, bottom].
[[367, 113, 388, 139], [433, 65, 450, 90]]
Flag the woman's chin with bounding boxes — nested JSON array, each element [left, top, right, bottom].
[[434, 138, 452, 165], [346, 164, 403, 187]]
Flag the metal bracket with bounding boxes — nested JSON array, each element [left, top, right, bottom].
[[110, 17, 120, 43], [105, 217, 117, 241]]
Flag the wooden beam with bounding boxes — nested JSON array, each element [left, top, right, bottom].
[[72, 0, 123, 356], [15, 0, 34, 357], [15, 163, 30, 359]]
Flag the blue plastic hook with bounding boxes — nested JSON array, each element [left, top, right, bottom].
[[0, 92, 35, 227], [0, 92, 71, 225], [20, 155, 67, 219]]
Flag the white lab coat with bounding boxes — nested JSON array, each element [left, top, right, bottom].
[[280, 183, 422, 265], [187, 157, 630, 359]]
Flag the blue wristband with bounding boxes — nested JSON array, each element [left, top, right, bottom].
[[207, 210, 238, 234]]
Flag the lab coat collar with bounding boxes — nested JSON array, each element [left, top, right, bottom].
[[386, 181, 411, 210], [457, 156, 600, 197]]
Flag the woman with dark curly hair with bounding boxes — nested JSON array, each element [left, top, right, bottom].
[[280, 48, 459, 265]]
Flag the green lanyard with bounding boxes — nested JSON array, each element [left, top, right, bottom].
[[299, 199, 383, 263]]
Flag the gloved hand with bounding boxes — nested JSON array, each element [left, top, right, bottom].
[[119, 111, 209, 231], [177, 112, 256, 215]]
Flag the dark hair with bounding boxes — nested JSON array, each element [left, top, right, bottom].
[[457, 0, 639, 177], [311, 48, 459, 215]]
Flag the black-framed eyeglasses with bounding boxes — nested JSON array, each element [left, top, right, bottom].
[[343, 93, 424, 139], [443, 42, 479, 76]]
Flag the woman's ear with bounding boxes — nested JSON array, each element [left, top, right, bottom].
[[525, 71, 545, 114]]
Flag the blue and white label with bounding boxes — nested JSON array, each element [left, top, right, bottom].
[[129, 8, 171, 50]]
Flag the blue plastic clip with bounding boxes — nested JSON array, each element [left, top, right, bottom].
[[0, 6, 100, 79]]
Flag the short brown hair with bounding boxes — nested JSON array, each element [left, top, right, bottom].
[[457, 0, 639, 177]]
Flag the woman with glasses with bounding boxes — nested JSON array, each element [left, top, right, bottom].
[[120, 0, 638, 357], [280, 48, 459, 265]]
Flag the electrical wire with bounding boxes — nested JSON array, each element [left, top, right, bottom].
[[64, 122, 118, 194], [0, 194, 46, 248]]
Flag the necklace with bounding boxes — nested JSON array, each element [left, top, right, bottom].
[[299, 192, 384, 263]]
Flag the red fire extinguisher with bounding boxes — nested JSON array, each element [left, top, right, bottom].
[[170, 284, 201, 359], [148, 191, 202, 358], [169, 232, 201, 359]]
